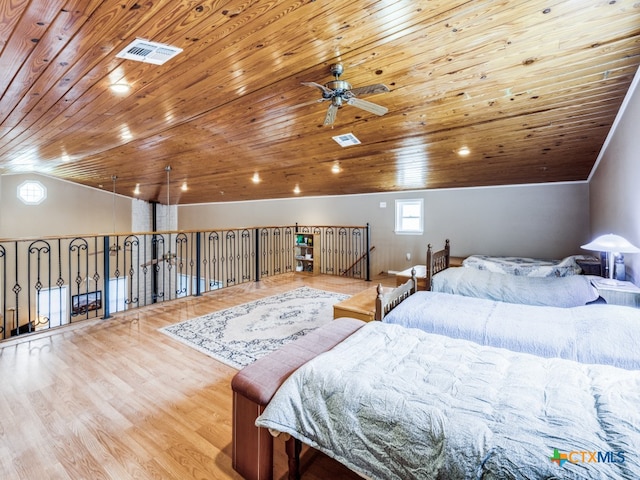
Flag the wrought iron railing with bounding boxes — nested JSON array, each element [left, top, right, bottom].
[[0, 224, 370, 341]]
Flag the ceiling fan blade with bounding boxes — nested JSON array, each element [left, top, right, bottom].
[[349, 84, 390, 96], [301, 81, 334, 97], [324, 104, 339, 126], [347, 97, 388, 116]]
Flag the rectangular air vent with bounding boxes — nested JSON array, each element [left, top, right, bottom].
[[332, 133, 361, 147], [116, 39, 183, 65]]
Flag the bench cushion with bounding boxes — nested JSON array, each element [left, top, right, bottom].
[[231, 317, 366, 405]]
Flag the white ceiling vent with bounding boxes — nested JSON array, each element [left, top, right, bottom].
[[116, 39, 183, 65], [332, 133, 361, 147]]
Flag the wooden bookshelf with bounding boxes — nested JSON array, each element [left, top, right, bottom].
[[294, 233, 320, 275]]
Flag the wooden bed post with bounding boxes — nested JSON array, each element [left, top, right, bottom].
[[444, 239, 450, 268], [426, 243, 433, 291]]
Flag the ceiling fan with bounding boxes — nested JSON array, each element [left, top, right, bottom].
[[302, 63, 390, 126]]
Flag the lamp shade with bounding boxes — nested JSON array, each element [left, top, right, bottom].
[[581, 234, 640, 253]]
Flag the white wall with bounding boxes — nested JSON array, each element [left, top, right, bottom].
[[0, 173, 132, 238], [589, 68, 640, 284], [180, 182, 590, 275], [0, 171, 592, 280]]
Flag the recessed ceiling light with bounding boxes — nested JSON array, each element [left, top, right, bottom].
[[252, 172, 261, 184], [181, 181, 188, 191], [110, 83, 130, 94], [331, 162, 341, 174], [293, 184, 301, 194], [457, 146, 471, 156], [134, 184, 140, 195]]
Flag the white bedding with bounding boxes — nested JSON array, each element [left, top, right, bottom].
[[431, 267, 599, 307], [256, 322, 640, 480], [382, 290, 640, 369], [462, 254, 587, 277]]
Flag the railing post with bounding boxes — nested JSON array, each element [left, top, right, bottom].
[[365, 223, 371, 282], [103, 235, 111, 319], [195, 232, 202, 296], [254, 228, 260, 282]]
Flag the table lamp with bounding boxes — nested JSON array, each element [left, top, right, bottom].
[[581, 233, 640, 280]]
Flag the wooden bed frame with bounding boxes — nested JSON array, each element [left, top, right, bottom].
[[376, 239, 451, 320]]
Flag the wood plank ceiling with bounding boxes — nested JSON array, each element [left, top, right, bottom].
[[1, 0, 639, 204]]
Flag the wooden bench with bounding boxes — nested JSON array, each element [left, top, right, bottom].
[[231, 317, 366, 480]]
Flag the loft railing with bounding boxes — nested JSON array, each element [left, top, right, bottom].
[[0, 224, 370, 341]]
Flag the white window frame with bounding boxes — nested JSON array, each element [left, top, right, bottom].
[[395, 199, 424, 235], [17, 180, 47, 205]]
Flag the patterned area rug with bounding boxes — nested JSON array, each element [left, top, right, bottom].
[[159, 287, 349, 369]]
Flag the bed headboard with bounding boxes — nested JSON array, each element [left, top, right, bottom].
[[374, 272, 418, 321], [425, 239, 450, 290]]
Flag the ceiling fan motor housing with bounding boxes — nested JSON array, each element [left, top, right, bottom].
[[325, 80, 352, 96]]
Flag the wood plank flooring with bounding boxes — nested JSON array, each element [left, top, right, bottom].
[[0, 273, 395, 480]]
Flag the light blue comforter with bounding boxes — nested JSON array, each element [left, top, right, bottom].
[[431, 267, 599, 306], [256, 322, 640, 480], [383, 290, 640, 369], [462, 254, 586, 277]]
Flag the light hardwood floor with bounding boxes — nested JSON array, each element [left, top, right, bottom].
[[0, 273, 395, 480]]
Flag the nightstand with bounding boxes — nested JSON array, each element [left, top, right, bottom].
[[590, 278, 640, 308]]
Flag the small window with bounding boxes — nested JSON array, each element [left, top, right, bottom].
[[395, 199, 424, 235], [17, 180, 47, 205]]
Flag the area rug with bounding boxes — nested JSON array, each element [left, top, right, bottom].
[[159, 287, 349, 369]]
